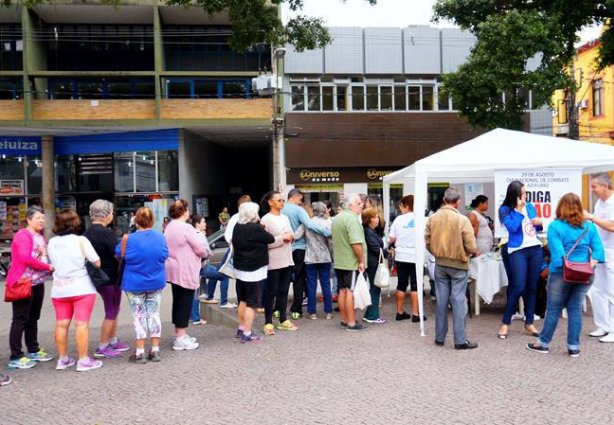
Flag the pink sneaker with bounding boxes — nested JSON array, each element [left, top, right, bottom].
[[76, 357, 103, 372], [109, 340, 130, 352]]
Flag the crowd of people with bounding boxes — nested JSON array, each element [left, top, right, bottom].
[[1, 173, 613, 385]]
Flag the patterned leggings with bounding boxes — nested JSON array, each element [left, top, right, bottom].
[[125, 290, 163, 340]]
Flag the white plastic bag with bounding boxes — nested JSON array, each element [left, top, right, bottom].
[[218, 246, 236, 279], [374, 249, 390, 289], [352, 272, 372, 310]]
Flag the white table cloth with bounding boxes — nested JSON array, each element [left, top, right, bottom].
[[470, 254, 508, 315]]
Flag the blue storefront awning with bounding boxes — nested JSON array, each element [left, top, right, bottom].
[[54, 129, 180, 155]]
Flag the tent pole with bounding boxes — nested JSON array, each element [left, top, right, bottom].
[[414, 167, 428, 337]]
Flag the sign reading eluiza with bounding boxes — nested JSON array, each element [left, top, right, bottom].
[[0, 140, 41, 156]]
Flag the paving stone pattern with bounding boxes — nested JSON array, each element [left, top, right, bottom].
[[0, 285, 612, 425]]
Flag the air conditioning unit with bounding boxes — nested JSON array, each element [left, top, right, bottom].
[[578, 99, 589, 109], [251, 75, 279, 95]]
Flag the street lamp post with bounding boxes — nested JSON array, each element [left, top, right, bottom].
[[271, 47, 286, 192]]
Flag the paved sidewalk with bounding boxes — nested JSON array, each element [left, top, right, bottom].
[[0, 283, 613, 425]]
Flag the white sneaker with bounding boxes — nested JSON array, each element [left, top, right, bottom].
[[589, 328, 608, 338], [533, 314, 541, 321], [173, 336, 199, 350], [191, 319, 207, 325], [598, 333, 614, 343], [511, 313, 524, 321], [220, 302, 238, 309]]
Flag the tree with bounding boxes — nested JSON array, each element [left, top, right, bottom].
[[8, 0, 376, 52], [433, 0, 611, 132]]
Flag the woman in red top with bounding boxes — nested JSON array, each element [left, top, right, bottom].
[[7, 206, 54, 370]]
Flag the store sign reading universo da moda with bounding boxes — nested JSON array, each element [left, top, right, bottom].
[[494, 169, 582, 238], [296, 168, 394, 183]]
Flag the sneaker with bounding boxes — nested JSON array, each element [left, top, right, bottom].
[[273, 310, 280, 319], [511, 312, 524, 321], [291, 312, 302, 320], [235, 328, 244, 339], [589, 328, 608, 338], [220, 302, 238, 309], [395, 311, 411, 321], [599, 333, 614, 343], [568, 349, 580, 358], [325, 313, 333, 320], [184, 334, 197, 343], [198, 293, 209, 300], [191, 319, 207, 325], [411, 315, 427, 323], [346, 323, 367, 332], [301, 299, 308, 306], [148, 350, 161, 362], [526, 343, 549, 354], [307, 313, 317, 320], [27, 349, 54, 362], [109, 340, 130, 352], [7, 357, 37, 370], [94, 346, 122, 359], [363, 317, 387, 324], [263, 323, 275, 336], [0, 373, 11, 386], [339, 322, 347, 328], [203, 298, 219, 304], [173, 336, 199, 351], [76, 357, 103, 372], [277, 320, 299, 331], [129, 352, 147, 364], [55, 356, 76, 370], [240, 332, 263, 344]]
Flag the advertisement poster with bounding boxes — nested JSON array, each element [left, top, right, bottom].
[[494, 169, 582, 237], [0, 180, 24, 196], [464, 183, 484, 211]]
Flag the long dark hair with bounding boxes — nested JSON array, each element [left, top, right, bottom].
[[499, 180, 524, 222], [259, 190, 280, 216]]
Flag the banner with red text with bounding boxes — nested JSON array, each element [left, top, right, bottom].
[[494, 169, 582, 238]]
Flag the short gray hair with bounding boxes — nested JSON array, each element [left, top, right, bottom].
[[238, 202, 260, 224], [89, 199, 114, 222], [592, 172, 612, 189], [443, 187, 461, 204], [312, 202, 327, 217], [341, 193, 362, 209]]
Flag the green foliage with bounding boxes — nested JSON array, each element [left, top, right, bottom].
[[434, 0, 613, 130], [5, 1, 375, 52]]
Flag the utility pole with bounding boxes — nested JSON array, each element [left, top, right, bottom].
[[567, 53, 580, 140], [271, 47, 287, 192]]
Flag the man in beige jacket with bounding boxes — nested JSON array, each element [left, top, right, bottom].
[[425, 187, 478, 349]]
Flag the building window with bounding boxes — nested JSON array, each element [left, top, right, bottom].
[[408, 86, 420, 110], [593, 79, 603, 117], [351, 85, 365, 111], [394, 85, 406, 111], [322, 86, 334, 111], [366, 86, 378, 111], [291, 85, 306, 111], [0, 78, 23, 100], [422, 86, 434, 110], [114, 150, 178, 193], [0, 24, 23, 71], [307, 85, 320, 111], [336, 86, 347, 111], [437, 86, 451, 111], [48, 78, 155, 100]]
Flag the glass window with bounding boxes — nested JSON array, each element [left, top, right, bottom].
[[135, 151, 156, 192], [422, 86, 434, 110], [291, 85, 305, 111], [322, 86, 334, 111], [114, 152, 134, 192], [437, 86, 450, 111], [26, 158, 42, 195], [380, 86, 393, 111], [351, 85, 365, 111], [0, 157, 25, 180], [366, 86, 378, 111], [77, 81, 105, 99], [306, 85, 320, 111], [195, 80, 218, 98], [408, 86, 420, 110], [592, 80, 603, 116], [167, 81, 191, 98], [55, 155, 76, 193], [222, 81, 247, 98], [158, 151, 179, 191], [394, 85, 406, 111], [0, 78, 22, 100], [50, 80, 74, 99], [336, 86, 347, 111], [0, 24, 23, 71]]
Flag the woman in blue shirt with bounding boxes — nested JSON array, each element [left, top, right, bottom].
[[498, 181, 543, 339], [527, 193, 604, 357]]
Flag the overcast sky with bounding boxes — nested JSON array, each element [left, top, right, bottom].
[[282, 0, 601, 43]]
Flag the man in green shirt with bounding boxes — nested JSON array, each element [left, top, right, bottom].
[[332, 193, 367, 332]]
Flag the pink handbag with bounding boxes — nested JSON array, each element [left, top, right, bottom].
[[563, 227, 593, 284]]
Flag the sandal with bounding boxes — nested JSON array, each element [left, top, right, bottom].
[[498, 324, 508, 339], [263, 324, 275, 336], [524, 325, 540, 337], [277, 320, 298, 331]]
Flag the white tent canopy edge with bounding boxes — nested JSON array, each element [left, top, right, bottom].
[[383, 128, 614, 336]]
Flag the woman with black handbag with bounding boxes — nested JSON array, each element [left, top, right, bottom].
[[84, 199, 130, 359], [527, 193, 604, 357]]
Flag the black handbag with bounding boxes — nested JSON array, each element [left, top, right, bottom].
[[80, 238, 110, 287]]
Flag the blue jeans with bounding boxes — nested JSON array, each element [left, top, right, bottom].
[[434, 265, 469, 345], [190, 294, 201, 322], [539, 272, 592, 350], [305, 263, 332, 314], [502, 245, 543, 325], [203, 264, 229, 305]]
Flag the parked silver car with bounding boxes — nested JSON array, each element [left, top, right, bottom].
[[207, 230, 230, 267]]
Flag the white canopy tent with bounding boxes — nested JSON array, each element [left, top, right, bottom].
[[383, 128, 614, 336]]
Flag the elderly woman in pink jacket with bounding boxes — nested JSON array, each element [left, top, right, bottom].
[[165, 199, 209, 351]]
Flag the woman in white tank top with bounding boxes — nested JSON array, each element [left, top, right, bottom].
[[469, 195, 494, 255]]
